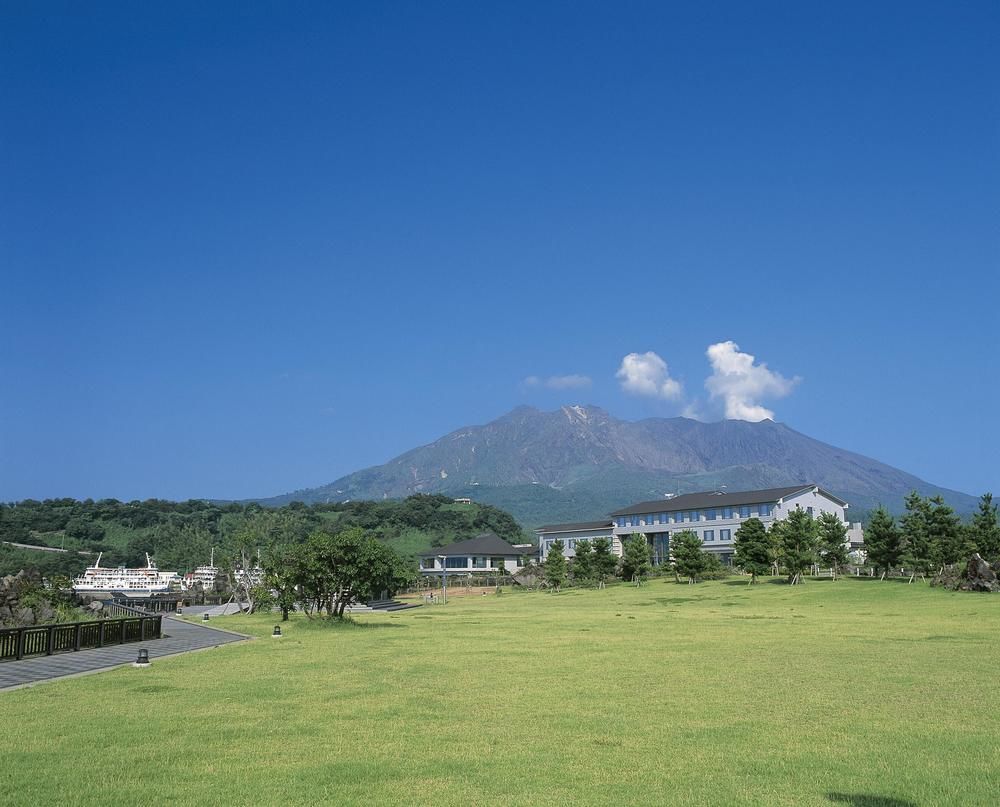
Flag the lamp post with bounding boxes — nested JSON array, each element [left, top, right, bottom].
[[438, 555, 447, 604]]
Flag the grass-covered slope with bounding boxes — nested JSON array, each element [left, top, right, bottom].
[[0, 494, 529, 578], [3, 578, 998, 805]]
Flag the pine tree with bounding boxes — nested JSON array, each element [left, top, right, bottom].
[[779, 507, 818, 584], [620, 534, 651, 585], [543, 539, 567, 592], [928, 496, 966, 565], [590, 537, 618, 586], [900, 491, 935, 573], [816, 512, 849, 573], [671, 530, 706, 583], [733, 517, 771, 583], [969, 493, 1000, 563], [865, 506, 903, 576], [572, 539, 594, 584]]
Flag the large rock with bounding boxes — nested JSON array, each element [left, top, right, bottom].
[[960, 553, 999, 592]]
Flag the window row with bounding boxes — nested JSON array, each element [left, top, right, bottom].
[[615, 504, 772, 529], [421, 556, 521, 569]]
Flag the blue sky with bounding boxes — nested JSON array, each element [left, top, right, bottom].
[[2, 1, 997, 502]]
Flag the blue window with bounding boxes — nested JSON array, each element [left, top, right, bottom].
[[445, 556, 468, 569], [703, 530, 715, 542], [739, 505, 751, 518], [473, 556, 487, 568], [676, 512, 686, 523], [723, 507, 732, 519], [630, 515, 640, 527], [720, 529, 731, 542], [706, 509, 717, 521], [760, 504, 773, 517], [659, 512, 668, 524], [806, 506, 814, 517], [691, 511, 701, 522], [421, 557, 436, 569]]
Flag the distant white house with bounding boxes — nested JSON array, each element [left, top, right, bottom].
[[418, 533, 538, 576], [538, 484, 863, 566]]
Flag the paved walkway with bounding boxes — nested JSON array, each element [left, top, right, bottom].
[[0, 617, 248, 691], [182, 603, 248, 617]]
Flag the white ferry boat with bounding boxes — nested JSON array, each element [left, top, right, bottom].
[[182, 548, 221, 591], [72, 553, 179, 597]]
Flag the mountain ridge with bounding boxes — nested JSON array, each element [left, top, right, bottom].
[[256, 405, 977, 526]]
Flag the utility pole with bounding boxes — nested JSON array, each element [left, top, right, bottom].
[[438, 556, 447, 604]]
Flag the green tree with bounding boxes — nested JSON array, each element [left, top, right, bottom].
[[779, 508, 818, 584], [816, 512, 849, 573], [291, 528, 411, 618], [968, 493, 1000, 563], [590, 537, 618, 586], [620, 534, 651, 584], [733, 517, 771, 583], [865, 506, 903, 576], [927, 496, 966, 565], [572, 540, 594, 584], [265, 544, 301, 621], [543, 539, 568, 591], [671, 530, 706, 583], [900, 491, 936, 573]]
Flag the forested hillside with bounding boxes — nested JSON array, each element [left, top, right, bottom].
[[0, 495, 528, 578]]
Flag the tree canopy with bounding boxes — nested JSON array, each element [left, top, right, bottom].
[[671, 530, 706, 583], [733, 517, 771, 582], [620, 534, 651, 584]]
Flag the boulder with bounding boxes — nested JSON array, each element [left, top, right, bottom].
[[960, 553, 1000, 593]]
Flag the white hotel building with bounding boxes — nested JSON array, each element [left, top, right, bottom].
[[537, 484, 858, 566]]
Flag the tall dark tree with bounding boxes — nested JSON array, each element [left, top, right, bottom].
[[733, 517, 771, 583], [671, 530, 706, 583], [590, 537, 618, 586], [572, 540, 594, 584], [779, 508, 818, 584], [900, 491, 936, 573], [927, 496, 966, 565], [865, 507, 903, 576], [543, 539, 567, 592], [620, 534, 651, 584], [968, 493, 1000, 563], [816, 512, 849, 573]]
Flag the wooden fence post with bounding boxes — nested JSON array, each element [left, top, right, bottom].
[[74, 623, 82, 651]]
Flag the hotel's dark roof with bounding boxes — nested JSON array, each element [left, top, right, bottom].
[[417, 532, 536, 557], [608, 485, 846, 517], [535, 520, 615, 534]]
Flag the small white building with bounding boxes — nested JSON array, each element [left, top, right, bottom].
[[535, 521, 620, 559], [418, 533, 539, 576]]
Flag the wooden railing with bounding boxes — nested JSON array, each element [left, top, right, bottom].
[[0, 615, 162, 663], [101, 602, 151, 618]]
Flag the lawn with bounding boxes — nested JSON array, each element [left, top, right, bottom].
[[2, 578, 999, 806]]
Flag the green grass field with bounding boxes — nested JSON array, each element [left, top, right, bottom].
[[3, 578, 999, 806]]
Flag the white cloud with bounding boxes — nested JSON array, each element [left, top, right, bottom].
[[616, 351, 683, 400], [704, 341, 799, 421], [522, 374, 592, 390], [681, 401, 706, 421]]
